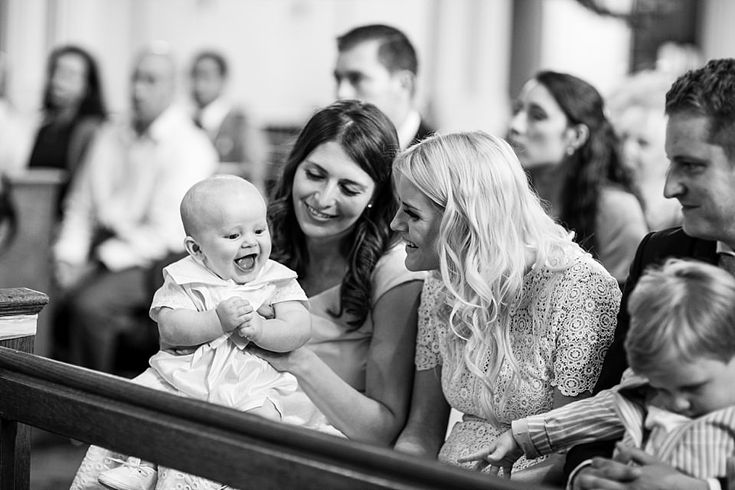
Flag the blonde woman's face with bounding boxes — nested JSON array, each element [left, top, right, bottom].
[[390, 174, 443, 271]]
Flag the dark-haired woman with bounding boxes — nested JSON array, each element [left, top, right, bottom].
[[257, 99, 425, 444], [508, 71, 647, 283], [28, 45, 106, 207]]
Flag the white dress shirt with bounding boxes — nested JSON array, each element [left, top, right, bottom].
[[54, 105, 218, 271]]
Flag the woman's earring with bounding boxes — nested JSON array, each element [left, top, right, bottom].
[[366, 203, 373, 209]]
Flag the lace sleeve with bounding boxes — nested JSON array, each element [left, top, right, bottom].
[[415, 275, 445, 371], [552, 263, 620, 396]]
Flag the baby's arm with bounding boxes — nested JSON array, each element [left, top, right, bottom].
[[157, 296, 250, 349], [237, 300, 310, 352]]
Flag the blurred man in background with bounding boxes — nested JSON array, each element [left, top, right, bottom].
[[190, 49, 268, 192], [334, 24, 434, 149], [52, 45, 217, 375]]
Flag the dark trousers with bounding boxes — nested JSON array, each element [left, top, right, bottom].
[[56, 266, 157, 375]]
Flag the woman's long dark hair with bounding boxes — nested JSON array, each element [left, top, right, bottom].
[[42, 45, 106, 119], [536, 71, 637, 257], [268, 100, 400, 327]]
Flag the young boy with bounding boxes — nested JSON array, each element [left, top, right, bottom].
[[74, 175, 335, 490], [460, 259, 735, 488]]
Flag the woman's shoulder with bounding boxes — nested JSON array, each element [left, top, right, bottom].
[[543, 248, 618, 289], [598, 185, 644, 213], [370, 241, 426, 300]]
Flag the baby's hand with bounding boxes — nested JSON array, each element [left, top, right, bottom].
[[236, 309, 264, 343], [456, 430, 523, 477], [215, 297, 253, 333]]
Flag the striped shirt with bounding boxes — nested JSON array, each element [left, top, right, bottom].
[[512, 376, 735, 479]]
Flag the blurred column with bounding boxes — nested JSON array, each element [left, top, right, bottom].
[[427, 0, 513, 136], [700, 0, 735, 60]]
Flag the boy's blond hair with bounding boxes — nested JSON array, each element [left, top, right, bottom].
[[626, 258, 735, 373]]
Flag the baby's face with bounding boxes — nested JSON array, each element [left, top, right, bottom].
[[646, 355, 735, 418], [195, 198, 271, 284]]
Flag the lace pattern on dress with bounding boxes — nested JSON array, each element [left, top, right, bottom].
[[414, 254, 620, 473]]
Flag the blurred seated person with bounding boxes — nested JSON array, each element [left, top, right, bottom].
[[334, 24, 434, 149], [27, 45, 107, 207], [608, 71, 682, 231], [51, 45, 218, 375], [190, 50, 268, 193]]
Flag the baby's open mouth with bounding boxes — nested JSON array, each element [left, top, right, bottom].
[[235, 254, 257, 270]]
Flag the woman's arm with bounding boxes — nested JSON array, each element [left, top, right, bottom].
[[394, 366, 450, 458], [247, 300, 310, 352], [259, 280, 424, 445]]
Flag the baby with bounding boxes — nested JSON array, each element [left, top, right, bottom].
[[460, 259, 735, 489], [76, 175, 327, 490]]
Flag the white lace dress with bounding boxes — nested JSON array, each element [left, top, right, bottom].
[[417, 253, 620, 472]]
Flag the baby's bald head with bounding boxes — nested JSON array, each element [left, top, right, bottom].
[[181, 175, 265, 239]]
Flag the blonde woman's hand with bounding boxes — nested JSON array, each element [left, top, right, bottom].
[[457, 429, 523, 477]]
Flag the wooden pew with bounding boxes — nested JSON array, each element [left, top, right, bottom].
[[0, 169, 67, 358], [0, 288, 548, 490]]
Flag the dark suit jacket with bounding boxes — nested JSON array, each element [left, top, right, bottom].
[[409, 118, 435, 147], [564, 226, 718, 476]]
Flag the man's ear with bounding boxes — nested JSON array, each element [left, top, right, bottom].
[[183, 236, 201, 257], [395, 69, 416, 96]]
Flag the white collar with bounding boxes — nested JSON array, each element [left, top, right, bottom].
[[132, 104, 186, 142], [717, 241, 735, 256], [165, 255, 297, 289], [397, 109, 421, 149], [195, 97, 231, 134]]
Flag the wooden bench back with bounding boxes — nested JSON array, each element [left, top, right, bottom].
[[0, 288, 547, 489]]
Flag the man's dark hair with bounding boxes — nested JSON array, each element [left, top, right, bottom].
[[192, 50, 228, 78], [337, 24, 418, 75], [666, 58, 735, 159]]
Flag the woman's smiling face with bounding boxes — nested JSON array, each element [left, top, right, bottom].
[[390, 174, 443, 271], [291, 141, 376, 242]]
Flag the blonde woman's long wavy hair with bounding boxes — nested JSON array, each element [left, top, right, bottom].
[[394, 131, 579, 419]]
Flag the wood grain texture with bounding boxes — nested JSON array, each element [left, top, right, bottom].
[[0, 289, 48, 316]]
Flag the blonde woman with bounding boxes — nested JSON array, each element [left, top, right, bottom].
[[392, 131, 620, 482]]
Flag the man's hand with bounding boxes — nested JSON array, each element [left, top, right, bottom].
[[215, 296, 252, 333], [456, 430, 523, 477], [571, 444, 708, 490]]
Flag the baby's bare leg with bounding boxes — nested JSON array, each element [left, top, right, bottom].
[[247, 399, 281, 422]]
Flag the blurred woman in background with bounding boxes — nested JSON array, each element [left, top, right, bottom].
[[508, 71, 647, 283], [27, 45, 107, 206], [608, 70, 682, 231]]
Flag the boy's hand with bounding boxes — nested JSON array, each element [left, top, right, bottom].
[[457, 430, 523, 477], [215, 297, 253, 333], [236, 309, 264, 343]]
